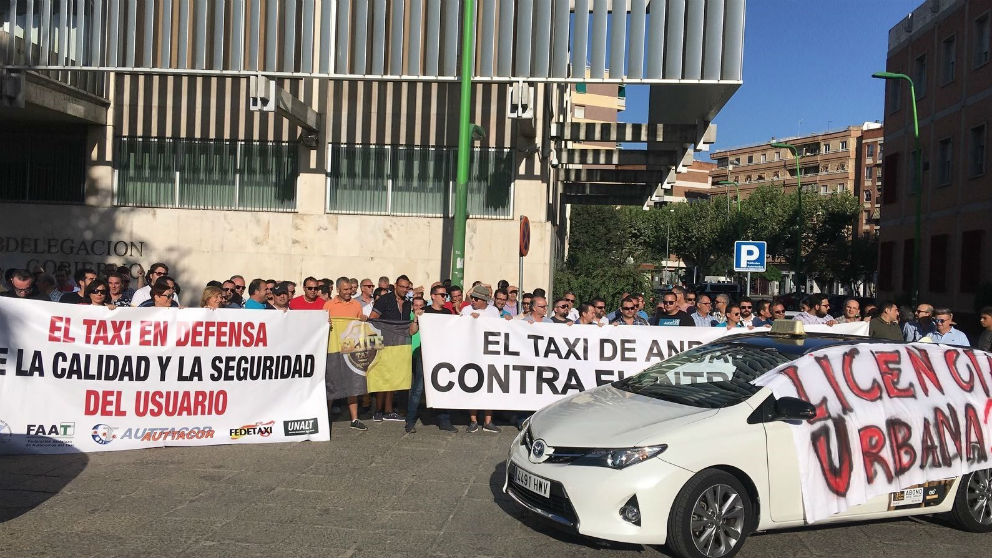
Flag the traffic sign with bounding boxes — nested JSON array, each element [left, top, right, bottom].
[[734, 241, 767, 272], [519, 216, 531, 257]]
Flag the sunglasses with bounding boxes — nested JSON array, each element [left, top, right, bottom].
[[740, 305, 752, 310], [304, 286, 319, 290], [361, 284, 374, 288], [622, 306, 636, 310], [433, 291, 447, 296], [92, 289, 108, 295], [594, 305, 606, 310], [686, 298, 696, 302], [223, 287, 234, 292], [663, 301, 676, 305], [935, 318, 949, 324], [556, 304, 569, 309], [564, 298, 576, 303], [773, 310, 786, 314], [234, 285, 245, 291]]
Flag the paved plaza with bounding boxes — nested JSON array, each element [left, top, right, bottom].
[[0, 414, 988, 558]]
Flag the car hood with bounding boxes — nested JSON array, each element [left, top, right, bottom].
[[529, 384, 718, 448]]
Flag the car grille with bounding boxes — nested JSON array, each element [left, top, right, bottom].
[[521, 427, 587, 464], [507, 462, 578, 524]]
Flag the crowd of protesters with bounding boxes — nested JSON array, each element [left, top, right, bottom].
[[3, 262, 992, 432]]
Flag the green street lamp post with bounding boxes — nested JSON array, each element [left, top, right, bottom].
[[450, 0, 477, 287], [872, 71, 922, 306], [770, 141, 803, 293]]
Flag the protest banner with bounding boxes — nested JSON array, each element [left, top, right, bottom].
[[0, 298, 330, 454], [325, 317, 412, 400], [418, 315, 865, 411], [755, 343, 992, 522]]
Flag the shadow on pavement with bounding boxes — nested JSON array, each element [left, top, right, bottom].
[[486, 461, 648, 552], [0, 435, 88, 523]]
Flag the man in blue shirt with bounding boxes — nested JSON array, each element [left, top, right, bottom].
[[928, 308, 969, 346]]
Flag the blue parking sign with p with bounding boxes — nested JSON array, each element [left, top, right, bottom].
[[734, 241, 767, 272]]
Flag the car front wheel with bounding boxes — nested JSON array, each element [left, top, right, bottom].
[[949, 468, 992, 532], [667, 469, 754, 558]]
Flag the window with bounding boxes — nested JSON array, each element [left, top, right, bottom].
[[0, 129, 86, 203], [823, 142, 831, 153], [866, 144, 875, 158], [961, 230, 985, 293], [942, 35, 956, 84], [836, 184, 846, 193], [864, 190, 872, 202], [574, 105, 585, 119], [774, 152, 781, 161], [760, 153, 766, 163], [914, 54, 927, 98], [887, 77, 902, 113], [865, 166, 874, 180], [115, 137, 297, 211], [747, 155, 754, 164], [975, 13, 990, 68], [326, 144, 514, 218], [773, 171, 780, 179], [971, 124, 987, 177], [937, 138, 953, 185], [877, 165, 882, 179], [882, 153, 899, 204], [576, 82, 587, 93], [820, 185, 829, 194], [840, 140, 848, 151], [928, 234, 949, 293], [879, 241, 895, 291]]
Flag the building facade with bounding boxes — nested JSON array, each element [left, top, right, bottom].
[[878, 0, 992, 313], [0, 1, 745, 303]]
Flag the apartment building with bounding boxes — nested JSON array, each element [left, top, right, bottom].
[[878, 0, 992, 313]]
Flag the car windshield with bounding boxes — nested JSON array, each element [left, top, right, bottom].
[[613, 342, 794, 408]]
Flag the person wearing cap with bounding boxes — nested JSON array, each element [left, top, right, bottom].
[[928, 308, 969, 346], [459, 284, 500, 433], [270, 282, 292, 311], [460, 284, 500, 318]]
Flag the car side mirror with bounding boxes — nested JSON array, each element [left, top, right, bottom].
[[772, 397, 816, 421]]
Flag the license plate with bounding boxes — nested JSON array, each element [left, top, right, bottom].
[[513, 465, 551, 498]]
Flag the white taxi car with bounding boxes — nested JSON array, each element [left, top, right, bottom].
[[502, 325, 992, 558]]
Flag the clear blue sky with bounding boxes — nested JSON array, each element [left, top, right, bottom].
[[621, 0, 922, 151]]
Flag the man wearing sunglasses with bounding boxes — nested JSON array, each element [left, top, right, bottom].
[[903, 303, 936, 342], [290, 276, 326, 310], [220, 280, 242, 309], [738, 297, 758, 328], [652, 293, 694, 326], [611, 295, 650, 326], [550, 298, 574, 324], [130, 263, 175, 307], [690, 295, 718, 327], [927, 308, 969, 346]]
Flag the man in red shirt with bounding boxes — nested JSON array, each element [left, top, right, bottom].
[[290, 276, 325, 310]]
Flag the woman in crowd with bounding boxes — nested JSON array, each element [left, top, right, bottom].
[[200, 285, 224, 309], [82, 279, 115, 309], [139, 282, 177, 308]]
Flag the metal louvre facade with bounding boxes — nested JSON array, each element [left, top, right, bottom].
[[326, 144, 514, 218], [3, 0, 745, 83]]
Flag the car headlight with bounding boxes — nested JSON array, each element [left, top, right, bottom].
[[574, 445, 668, 469]]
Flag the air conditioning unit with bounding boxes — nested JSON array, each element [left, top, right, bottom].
[[508, 81, 534, 119]]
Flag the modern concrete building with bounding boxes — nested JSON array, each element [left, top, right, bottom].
[[877, 0, 992, 313], [0, 1, 745, 303]]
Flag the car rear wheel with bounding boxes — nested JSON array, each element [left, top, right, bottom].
[[949, 468, 992, 532], [667, 469, 754, 558]]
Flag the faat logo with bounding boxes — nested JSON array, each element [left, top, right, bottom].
[[283, 417, 319, 436], [230, 420, 275, 439], [27, 423, 75, 439]]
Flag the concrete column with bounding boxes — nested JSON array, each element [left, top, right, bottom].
[[295, 169, 326, 215]]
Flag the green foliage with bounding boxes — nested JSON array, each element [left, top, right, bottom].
[[563, 185, 871, 297]]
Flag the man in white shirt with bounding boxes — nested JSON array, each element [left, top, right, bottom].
[[131, 262, 173, 307], [461, 284, 500, 318]]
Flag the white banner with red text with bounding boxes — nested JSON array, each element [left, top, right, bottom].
[[755, 343, 992, 522], [419, 314, 868, 411], [0, 298, 330, 454]]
